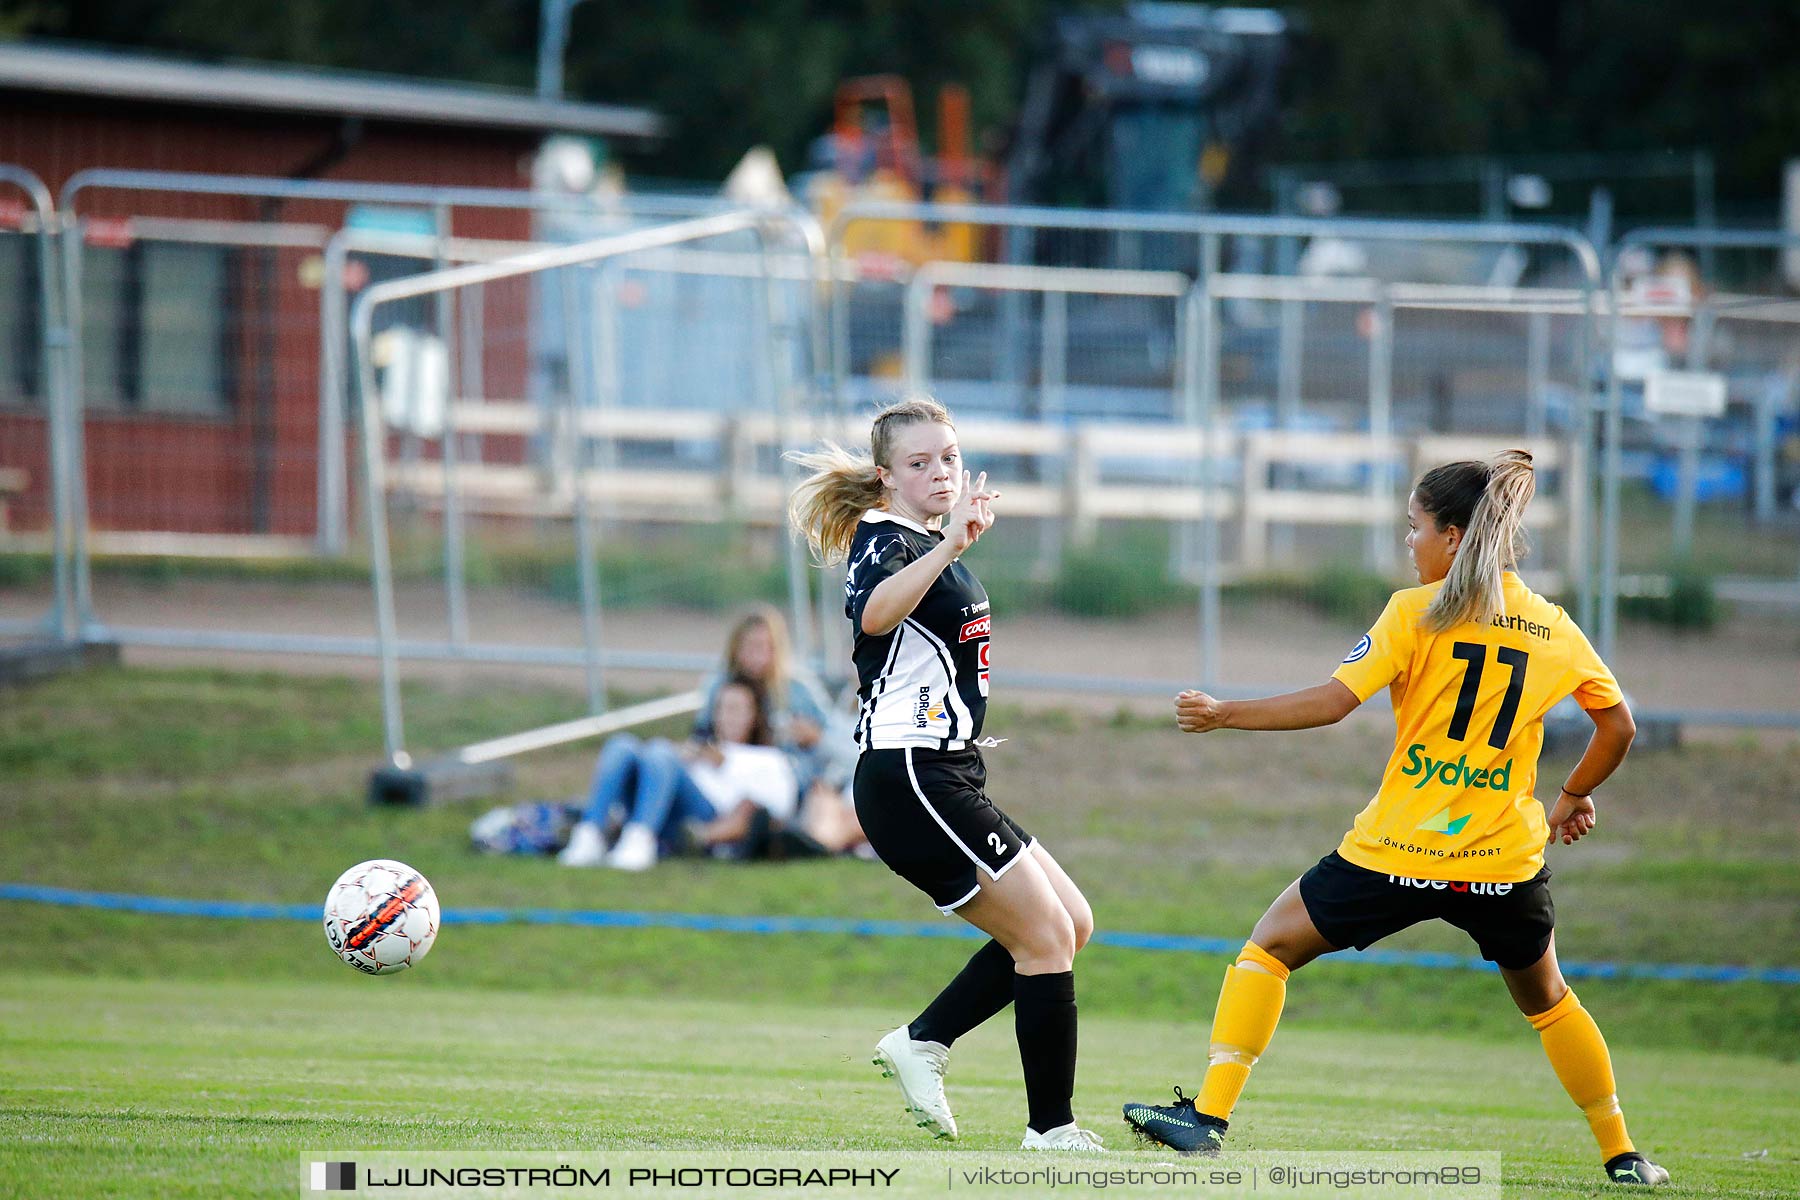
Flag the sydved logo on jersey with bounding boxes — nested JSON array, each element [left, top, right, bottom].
[[1342, 635, 1371, 664], [960, 615, 990, 642], [1399, 743, 1513, 792]]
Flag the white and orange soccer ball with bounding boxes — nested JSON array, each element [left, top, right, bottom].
[[322, 859, 439, 975]]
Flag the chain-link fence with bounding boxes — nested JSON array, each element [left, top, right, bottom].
[[1597, 228, 1800, 725], [44, 170, 741, 673], [829, 201, 1601, 700], [350, 209, 828, 763], [6, 167, 1796, 733]]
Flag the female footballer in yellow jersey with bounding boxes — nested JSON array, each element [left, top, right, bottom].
[[1122, 450, 1669, 1187]]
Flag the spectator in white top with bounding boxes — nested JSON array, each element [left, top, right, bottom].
[[559, 676, 796, 871], [694, 605, 842, 795], [694, 605, 867, 857]]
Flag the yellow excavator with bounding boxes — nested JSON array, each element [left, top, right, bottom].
[[805, 4, 1290, 268]]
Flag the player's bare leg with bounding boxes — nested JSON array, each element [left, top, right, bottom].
[[1248, 879, 1337, 971], [1029, 844, 1095, 954], [957, 854, 1102, 1149]]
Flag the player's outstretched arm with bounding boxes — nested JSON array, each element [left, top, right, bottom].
[[1176, 680, 1360, 733], [860, 471, 999, 636], [1545, 700, 1635, 845]]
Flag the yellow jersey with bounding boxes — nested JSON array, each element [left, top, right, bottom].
[[1329, 572, 1622, 883]]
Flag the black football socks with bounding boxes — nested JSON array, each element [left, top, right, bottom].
[[909, 938, 1016, 1047], [1013, 969, 1078, 1134]]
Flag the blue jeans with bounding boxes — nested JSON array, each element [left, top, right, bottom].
[[581, 733, 717, 853]]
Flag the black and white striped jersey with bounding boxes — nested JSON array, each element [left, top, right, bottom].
[[844, 510, 991, 752]]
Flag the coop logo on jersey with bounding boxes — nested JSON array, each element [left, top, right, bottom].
[[309, 1162, 356, 1191], [1400, 744, 1513, 793], [1342, 635, 1372, 664], [960, 615, 991, 642]]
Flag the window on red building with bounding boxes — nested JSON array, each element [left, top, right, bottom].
[[0, 231, 43, 407], [81, 239, 238, 418]]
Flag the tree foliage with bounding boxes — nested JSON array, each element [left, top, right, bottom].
[[4, 0, 1791, 212]]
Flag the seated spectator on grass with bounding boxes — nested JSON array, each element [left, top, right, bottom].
[[558, 676, 796, 871], [796, 685, 870, 857], [697, 607, 871, 857], [696, 606, 839, 795]]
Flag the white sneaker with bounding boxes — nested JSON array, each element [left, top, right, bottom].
[[1021, 1122, 1106, 1151], [873, 1027, 957, 1140], [605, 824, 658, 871], [557, 821, 607, 867]]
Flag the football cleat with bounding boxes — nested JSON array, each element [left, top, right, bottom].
[[1122, 1086, 1226, 1156], [1021, 1122, 1106, 1151], [1604, 1152, 1670, 1186], [873, 1027, 956, 1140]]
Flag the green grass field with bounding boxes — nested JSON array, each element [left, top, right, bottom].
[[6, 976, 1798, 1199], [4, 665, 1800, 1198]]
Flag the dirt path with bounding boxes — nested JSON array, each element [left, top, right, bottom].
[[5, 575, 1795, 724]]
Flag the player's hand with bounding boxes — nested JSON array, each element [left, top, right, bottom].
[[943, 470, 999, 554], [1175, 689, 1228, 733], [1546, 790, 1597, 845]]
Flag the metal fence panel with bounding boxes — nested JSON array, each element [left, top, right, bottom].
[[351, 209, 825, 763], [1599, 229, 1800, 726], [0, 165, 72, 643], [49, 170, 747, 683], [830, 201, 1601, 703], [22, 170, 1793, 731]]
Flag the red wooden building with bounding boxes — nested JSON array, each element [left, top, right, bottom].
[[0, 41, 661, 545]]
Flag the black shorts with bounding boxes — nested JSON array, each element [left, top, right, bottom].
[[1298, 852, 1555, 971], [853, 746, 1035, 913]]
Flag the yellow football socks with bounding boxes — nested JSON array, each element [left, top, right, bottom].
[[1195, 941, 1289, 1121], [1528, 989, 1636, 1161]]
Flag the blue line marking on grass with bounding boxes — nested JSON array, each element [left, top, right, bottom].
[[5, 882, 1797, 985]]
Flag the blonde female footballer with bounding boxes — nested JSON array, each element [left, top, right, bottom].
[[789, 397, 1103, 1151], [1122, 450, 1668, 1187]]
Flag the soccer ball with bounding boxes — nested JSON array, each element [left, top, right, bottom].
[[322, 859, 440, 975]]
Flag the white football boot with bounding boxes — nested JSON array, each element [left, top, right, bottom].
[[873, 1027, 957, 1140], [1021, 1122, 1106, 1151]]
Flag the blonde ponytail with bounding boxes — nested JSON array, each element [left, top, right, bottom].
[[787, 442, 886, 563], [787, 395, 956, 564], [1419, 449, 1536, 632]]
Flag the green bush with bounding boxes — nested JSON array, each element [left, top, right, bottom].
[[1620, 563, 1721, 631], [1228, 563, 1399, 625], [543, 523, 789, 612], [1301, 562, 1396, 623], [1051, 528, 1193, 618], [0, 553, 52, 588]]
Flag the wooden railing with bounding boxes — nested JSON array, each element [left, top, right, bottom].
[[382, 403, 1580, 581]]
